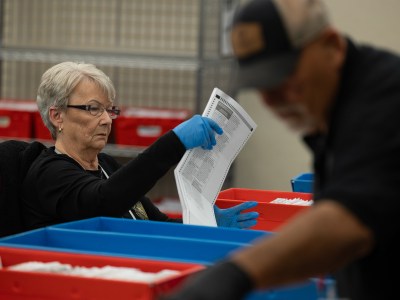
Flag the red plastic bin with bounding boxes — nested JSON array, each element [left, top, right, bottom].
[[216, 188, 313, 232], [114, 106, 191, 146], [0, 100, 37, 139], [33, 111, 52, 141], [0, 246, 204, 300]]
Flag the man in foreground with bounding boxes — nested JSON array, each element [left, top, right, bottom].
[[162, 0, 400, 299]]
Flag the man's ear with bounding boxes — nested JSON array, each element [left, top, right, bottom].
[[320, 28, 347, 70]]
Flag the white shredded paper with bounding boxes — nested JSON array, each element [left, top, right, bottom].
[[9, 261, 180, 283], [270, 198, 313, 206]]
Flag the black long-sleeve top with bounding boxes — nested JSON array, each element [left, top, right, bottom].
[[22, 131, 184, 230]]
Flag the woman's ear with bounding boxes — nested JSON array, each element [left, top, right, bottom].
[[49, 106, 63, 128]]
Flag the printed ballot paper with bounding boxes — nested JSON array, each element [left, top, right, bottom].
[[174, 88, 257, 226]]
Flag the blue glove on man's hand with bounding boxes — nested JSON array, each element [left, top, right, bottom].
[[173, 115, 223, 150], [214, 201, 259, 229]]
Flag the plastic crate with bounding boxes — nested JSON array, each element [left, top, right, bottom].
[[0, 246, 204, 300], [51, 217, 268, 245], [153, 197, 183, 219], [33, 111, 52, 141], [0, 100, 37, 138], [291, 173, 314, 193], [246, 281, 320, 300], [0, 227, 249, 266], [216, 188, 313, 232], [0, 228, 321, 300], [114, 106, 191, 146]]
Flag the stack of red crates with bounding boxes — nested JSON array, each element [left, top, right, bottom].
[[0, 99, 37, 139], [0, 100, 192, 145], [0, 99, 52, 141], [114, 106, 191, 147]]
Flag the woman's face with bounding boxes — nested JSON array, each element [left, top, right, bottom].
[[61, 79, 113, 152]]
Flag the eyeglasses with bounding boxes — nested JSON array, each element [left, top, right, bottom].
[[66, 100, 120, 119]]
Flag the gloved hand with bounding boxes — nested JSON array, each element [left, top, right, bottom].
[[172, 115, 223, 150], [214, 201, 259, 229], [159, 261, 253, 300]]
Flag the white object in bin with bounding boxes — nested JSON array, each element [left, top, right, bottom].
[[155, 197, 182, 213], [9, 261, 180, 283], [271, 198, 313, 206]]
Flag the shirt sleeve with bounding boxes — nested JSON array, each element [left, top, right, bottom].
[[26, 131, 185, 222]]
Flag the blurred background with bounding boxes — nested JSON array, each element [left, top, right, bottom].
[[1, 0, 400, 209], [236, 0, 400, 191]]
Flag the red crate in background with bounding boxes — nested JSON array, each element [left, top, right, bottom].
[[0, 246, 205, 300], [0, 99, 37, 138], [216, 188, 313, 232], [153, 196, 183, 219], [114, 106, 191, 147], [33, 110, 52, 140]]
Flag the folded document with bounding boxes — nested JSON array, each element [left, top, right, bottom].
[[174, 88, 257, 226]]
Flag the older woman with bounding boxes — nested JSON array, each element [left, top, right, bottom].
[[21, 62, 258, 231]]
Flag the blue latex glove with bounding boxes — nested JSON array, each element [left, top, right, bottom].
[[173, 115, 223, 150], [214, 201, 259, 229]]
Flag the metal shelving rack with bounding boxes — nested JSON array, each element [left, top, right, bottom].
[[0, 0, 239, 200]]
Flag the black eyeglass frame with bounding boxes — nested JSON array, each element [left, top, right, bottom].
[[66, 103, 121, 119]]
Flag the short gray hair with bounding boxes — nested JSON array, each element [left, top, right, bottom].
[[37, 61, 116, 140]]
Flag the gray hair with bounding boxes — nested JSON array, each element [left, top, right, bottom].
[[37, 61, 116, 140]]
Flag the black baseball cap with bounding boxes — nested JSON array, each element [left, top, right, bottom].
[[231, 0, 330, 89]]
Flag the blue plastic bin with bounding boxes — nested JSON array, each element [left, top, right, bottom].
[[0, 227, 247, 265], [52, 219, 326, 299], [246, 281, 320, 300], [291, 172, 314, 193], [51, 217, 268, 244], [0, 227, 320, 300], [0, 225, 322, 299]]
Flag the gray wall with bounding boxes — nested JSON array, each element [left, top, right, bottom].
[[234, 0, 400, 191]]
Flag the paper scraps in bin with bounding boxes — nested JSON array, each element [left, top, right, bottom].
[[271, 198, 314, 206], [9, 261, 180, 283]]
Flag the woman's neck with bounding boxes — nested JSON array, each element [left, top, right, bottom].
[[55, 142, 99, 170]]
